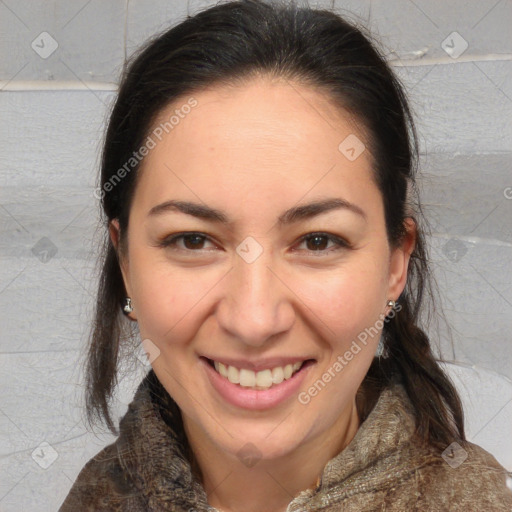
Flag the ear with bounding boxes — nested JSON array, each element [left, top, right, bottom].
[[109, 219, 137, 321], [387, 217, 416, 301]]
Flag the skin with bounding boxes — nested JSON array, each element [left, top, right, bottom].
[[110, 75, 416, 512]]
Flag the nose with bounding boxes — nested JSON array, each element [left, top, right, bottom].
[[216, 246, 295, 348]]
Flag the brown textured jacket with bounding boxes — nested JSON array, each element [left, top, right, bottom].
[[60, 369, 512, 511]]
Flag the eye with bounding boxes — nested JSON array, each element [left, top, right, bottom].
[[157, 231, 350, 255], [294, 232, 350, 254], [158, 232, 217, 252]]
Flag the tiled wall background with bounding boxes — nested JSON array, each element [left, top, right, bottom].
[[1, 0, 511, 510]]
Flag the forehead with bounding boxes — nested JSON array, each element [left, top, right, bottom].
[[133, 77, 378, 216]]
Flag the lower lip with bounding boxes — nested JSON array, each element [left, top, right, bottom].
[[200, 357, 315, 411]]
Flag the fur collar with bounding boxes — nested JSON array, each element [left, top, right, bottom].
[[115, 369, 418, 510], [60, 369, 512, 511]]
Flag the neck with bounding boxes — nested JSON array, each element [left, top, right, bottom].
[[182, 400, 360, 512]]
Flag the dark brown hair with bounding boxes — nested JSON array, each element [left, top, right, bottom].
[[85, 0, 465, 449]]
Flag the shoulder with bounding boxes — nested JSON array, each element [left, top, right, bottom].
[[362, 380, 512, 510], [58, 441, 143, 511], [400, 439, 512, 510]]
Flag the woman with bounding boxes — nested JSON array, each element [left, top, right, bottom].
[[60, 0, 512, 510]]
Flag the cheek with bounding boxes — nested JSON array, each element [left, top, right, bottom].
[[128, 254, 208, 344], [294, 258, 389, 418], [297, 256, 389, 341]]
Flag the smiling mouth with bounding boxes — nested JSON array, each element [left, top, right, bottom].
[[204, 357, 315, 391]]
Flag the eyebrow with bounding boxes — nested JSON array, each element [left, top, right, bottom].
[[147, 197, 367, 225]]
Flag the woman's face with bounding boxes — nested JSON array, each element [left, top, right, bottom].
[[111, 76, 413, 462]]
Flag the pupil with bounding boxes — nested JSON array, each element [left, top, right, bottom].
[[308, 235, 327, 250], [185, 234, 204, 249]]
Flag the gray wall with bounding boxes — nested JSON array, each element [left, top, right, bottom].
[[1, 0, 511, 509]]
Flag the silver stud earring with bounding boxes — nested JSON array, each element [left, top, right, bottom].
[[123, 297, 133, 314], [386, 299, 396, 309]]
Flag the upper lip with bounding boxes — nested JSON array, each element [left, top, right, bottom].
[[201, 355, 314, 372]]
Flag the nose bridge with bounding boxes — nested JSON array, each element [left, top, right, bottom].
[[217, 241, 294, 346]]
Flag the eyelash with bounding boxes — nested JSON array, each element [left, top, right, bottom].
[[157, 231, 350, 255]]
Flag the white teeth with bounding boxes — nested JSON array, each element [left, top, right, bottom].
[[227, 365, 240, 384], [271, 366, 284, 384], [214, 361, 229, 378], [212, 359, 306, 389], [255, 369, 273, 388], [239, 368, 256, 387]]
